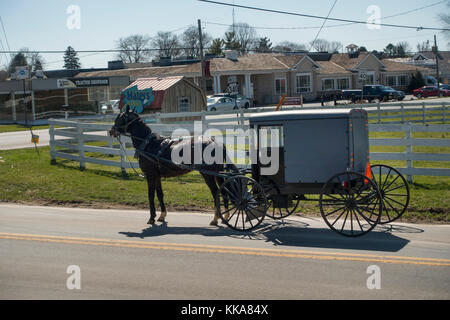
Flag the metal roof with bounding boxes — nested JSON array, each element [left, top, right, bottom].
[[249, 108, 366, 123], [125, 76, 184, 92]]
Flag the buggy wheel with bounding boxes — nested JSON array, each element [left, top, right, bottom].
[[260, 178, 299, 219], [319, 171, 382, 237], [216, 175, 268, 231], [370, 164, 410, 224]]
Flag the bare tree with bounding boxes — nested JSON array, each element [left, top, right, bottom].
[[396, 41, 411, 57], [227, 22, 258, 54], [115, 34, 151, 63], [416, 40, 431, 52], [309, 39, 330, 52], [273, 41, 306, 53], [439, 1, 450, 44], [20, 48, 46, 71], [152, 31, 181, 58], [181, 25, 212, 58], [328, 41, 343, 53]]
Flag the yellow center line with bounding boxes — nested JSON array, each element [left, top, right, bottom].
[[1, 232, 450, 267]]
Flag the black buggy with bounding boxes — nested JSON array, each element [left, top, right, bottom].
[[214, 109, 410, 237]]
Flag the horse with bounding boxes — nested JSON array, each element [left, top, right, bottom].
[[109, 107, 236, 226]]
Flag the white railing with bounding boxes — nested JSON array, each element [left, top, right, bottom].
[[49, 112, 450, 181]]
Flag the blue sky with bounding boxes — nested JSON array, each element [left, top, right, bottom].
[[0, 0, 448, 69]]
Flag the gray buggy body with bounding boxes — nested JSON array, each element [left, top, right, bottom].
[[249, 108, 369, 194]]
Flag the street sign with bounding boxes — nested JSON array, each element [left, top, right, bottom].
[[15, 66, 30, 80]]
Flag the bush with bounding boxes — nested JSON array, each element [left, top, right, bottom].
[[408, 70, 426, 92]]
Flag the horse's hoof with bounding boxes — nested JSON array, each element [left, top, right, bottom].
[[157, 217, 165, 222], [209, 220, 218, 226], [147, 219, 155, 225]]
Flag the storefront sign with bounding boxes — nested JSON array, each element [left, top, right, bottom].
[[120, 85, 154, 113], [57, 79, 77, 88], [70, 77, 109, 87]]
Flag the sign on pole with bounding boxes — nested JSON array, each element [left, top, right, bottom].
[[15, 66, 30, 80]]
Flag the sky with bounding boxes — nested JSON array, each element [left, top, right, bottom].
[[0, 0, 448, 70]]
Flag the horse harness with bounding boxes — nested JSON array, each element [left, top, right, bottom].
[[134, 133, 177, 169]]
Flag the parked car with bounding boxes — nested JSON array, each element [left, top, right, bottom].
[[101, 99, 120, 114], [413, 86, 450, 98], [209, 93, 250, 108], [341, 85, 405, 102], [207, 96, 241, 112]]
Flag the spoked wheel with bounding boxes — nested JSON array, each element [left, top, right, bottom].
[[319, 171, 382, 237], [216, 175, 268, 231], [261, 179, 300, 220], [370, 164, 410, 224]]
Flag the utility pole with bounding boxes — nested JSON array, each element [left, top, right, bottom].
[[433, 35, 441, 97], [197, 19, 207, 97]]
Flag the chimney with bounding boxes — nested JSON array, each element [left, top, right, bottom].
[[224, 50, 238, 61]]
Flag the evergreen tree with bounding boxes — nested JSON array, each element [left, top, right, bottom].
[[63, 46, 81, 69], [408, 71, 425, 92], [223, 32, 240, 51], [254, 37, 272, 53], [8, 52, 28, 75], [207, 38, 224, 56]]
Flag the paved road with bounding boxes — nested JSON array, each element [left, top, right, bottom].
[[0, 129, 50, 150], [0, 203, 449, 299]]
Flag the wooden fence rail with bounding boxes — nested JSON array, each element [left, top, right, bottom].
[[49, 113, 450, 181]]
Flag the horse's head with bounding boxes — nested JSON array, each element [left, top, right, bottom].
[[109, 106, 142, 138]]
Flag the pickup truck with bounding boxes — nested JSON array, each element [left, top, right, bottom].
[[342, 85, 405, 103]]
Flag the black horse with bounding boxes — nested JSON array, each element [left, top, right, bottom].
[[109, 107, 236, 225]]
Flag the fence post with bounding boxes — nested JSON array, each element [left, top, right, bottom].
[[443, 102, 446, 124], [49, 123, 56, 165], [119, 135, 127, 177], [77, 121, 85, 170], [377, 102, 381, 124], [400, 102, 404, 123], [422, 101, 426, 124], [155, 112, 161, 124], [12, 93, 16, 122], [405, 124, 413, 183]]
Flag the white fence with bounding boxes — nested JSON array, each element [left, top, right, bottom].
[[49, 107, 450, 181]]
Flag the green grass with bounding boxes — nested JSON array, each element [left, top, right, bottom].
[[0, 129, 449, 223]]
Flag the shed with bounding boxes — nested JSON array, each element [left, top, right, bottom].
[[119, 75, 206, 114]]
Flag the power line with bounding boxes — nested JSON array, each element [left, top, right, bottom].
[[205, 1, 448, 31], [198, 0, 450, 31], [308, 0, 338, 52]]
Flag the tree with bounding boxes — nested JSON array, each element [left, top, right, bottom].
[[227, 22, 258, 55], [254, 37, 272, 53], [8, 52, 27, 75], [416, 40, 431, 52], [395, 41, 411, 58], [181, 25, 212, 58], [207, 38, 224, 56], [152, 31, 181, 58], [309, 39, 342, 53], [20, 48, 45, 71], [63, 46, 81, 69], [383, 43, 396, 57], [371, 50, 384, 60], [273, 41, 306, 53], [115, 34, 151, 63], [408, 70, 425, 92], [358, 46, 368, 52], [223, 31, 240, 51], [438, 1, 450, 44]]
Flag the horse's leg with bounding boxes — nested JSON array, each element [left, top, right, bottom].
[[146, 174, 157, 224], [202, 174, 220, 226], [156, 177, 167, 222]]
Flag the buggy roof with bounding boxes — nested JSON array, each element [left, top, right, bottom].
[[249, 108, 365, 123]]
